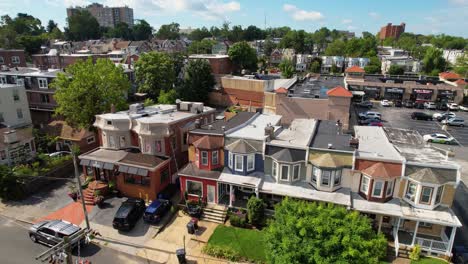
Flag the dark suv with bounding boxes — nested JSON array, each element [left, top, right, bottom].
[[411, 112, 433, 121], [29, 220, 82, 247], [113, 198, 146, 231], [143, 199, 172, 224]]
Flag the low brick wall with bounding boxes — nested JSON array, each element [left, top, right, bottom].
[[21, 161, 74, 195]]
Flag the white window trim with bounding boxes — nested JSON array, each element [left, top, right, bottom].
[[321, 170, 331, 187], [186, 179, 203, 197], [372, 180, 385, 198], [87, 136, 96, 144], [292, 164, 300, 181], [434, 185, 444, 205], [312, 166, 320, 183], [386, 180, 394, 197], [201, 151, 209, 166], [0, 76, 6, 84], [212, 150, 219, 165], [38, 78, 48, 89], [404, 181, 418, 202], [11, 56, 20, 64], [280, 164, 290, 181], [420, 186, 433, 205], [235, 155, 243, 172], [360, 175, 370, 194], [228, 152, 233, 169], [272, 161, 278, 178], [333, 169, 342, 186], [247, 154, 255, 171]]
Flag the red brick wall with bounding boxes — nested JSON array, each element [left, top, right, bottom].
[[0, 50, 27, 67], [206, 57, 233, 74], [179, 175, 218, 202]]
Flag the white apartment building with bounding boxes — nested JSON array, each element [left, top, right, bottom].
[[0, 84, 32, 128]]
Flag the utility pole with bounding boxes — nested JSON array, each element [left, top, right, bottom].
[[70, 144, 90, 229]]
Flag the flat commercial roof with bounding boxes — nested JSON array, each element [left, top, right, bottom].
[[269, 119, 316, 148], [191, 112, 257, 135], [79, 148, 127, 164], [310, 120, 354, 151], [226, 114, 282, 141], [354, 126, 403, 162], [289, 76, 344, 98]]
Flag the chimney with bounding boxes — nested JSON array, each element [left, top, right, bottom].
[[264, 124, 275, 141], [110, 104, 116, 113], [349, 137, 359, 149], [194, 119, 201, 129], [4, 130, 18, 144]]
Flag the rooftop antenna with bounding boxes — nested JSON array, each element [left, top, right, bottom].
[[264, 11, 267, 30]]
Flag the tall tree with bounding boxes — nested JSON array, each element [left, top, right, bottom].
[[178, 59, 215, 102], [230, 25, 244, 42], [228, 41, 258, 72], [279, 59, 294, 78], [155, 22, 180, 40], [453, 53, 467, 76], [364, 57, 382, 74], [46, 20, 58, 33], [325, 39, 346, 56], [188, 39, 216, 54], [265, 198, 387, 264], [244, 25, 263, 41], [132, 19, 153, 40], [65, 10, 101, 41], [188, 26, 212, 41], [135, 52, 175, 99], [388, 64, 405, 75], [423, 47, 447, 76], [52, 58, 130, 128], [0, 13, 47, 54], [106, 22, 133, 40]]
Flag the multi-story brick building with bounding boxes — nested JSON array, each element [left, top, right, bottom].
[[67, 3, 134, 28], [379, 23, 406, 40], [0, 49, 26, 67]]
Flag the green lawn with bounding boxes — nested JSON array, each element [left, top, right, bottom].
[[411, 257, 448, 264], [207, 225, 267, 262]]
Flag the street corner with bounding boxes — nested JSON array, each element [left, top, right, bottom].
[[35, 201, 94, 225]]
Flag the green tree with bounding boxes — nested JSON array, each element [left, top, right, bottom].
[[228, 41, 258, 72], [279, 59, 294, 78], [156, 22, 180, 39], [132, 19, 153, 40], [331, 63, 339, 73], [188, 26, 212, 41], [230, 25, 244, 42], [453, 53, 468, 76], [364, 57, 382, 74], [388, 64, 405, 75], [244, 25, 263, 41], [265, 198, 387, 264], [382, 37, 396, 46], [325, 39, 346, 56], [157, 89, 178, 104], [0, 165, 24, 200], [188, 39, 216, 54], [178, 59, 215, 102], [106, 22, 133, 40], [52, 58, 130, 128], [49, 27, 64, 40], [135, 52, 175, 99], [46, 20, 58, 33], [65, 10, 101, 41], [423, 47, 447, 76], [263, 38, 276, 56], [310, 60, 321, 73], [247, 196, 265, 226], [0, 13, 47, 54]]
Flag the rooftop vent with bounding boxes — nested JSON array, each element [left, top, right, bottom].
[[327, 143, 334, 149], [129, 103, 144, 114], [4, 130, 17, 144]]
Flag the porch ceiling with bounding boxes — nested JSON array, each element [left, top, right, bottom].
[[218, 169, 262, 188], [351, 192, 403, 217]]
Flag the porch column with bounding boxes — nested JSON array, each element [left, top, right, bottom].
[[377, 215, 384, 233], [447, 226, 457, 256], [255, 186, 259, 198], [229, 184, 233, 207], [411, 220, 420, 246]]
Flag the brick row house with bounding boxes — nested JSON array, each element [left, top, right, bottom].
[[79, 102, 216, 201], [0, 49, 27, 68], [178, 112, 461, 258]]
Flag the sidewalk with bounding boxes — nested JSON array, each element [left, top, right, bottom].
[[36, 201, 93, 225]]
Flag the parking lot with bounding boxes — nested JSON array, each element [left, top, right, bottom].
[[354, 104, 468, 146]]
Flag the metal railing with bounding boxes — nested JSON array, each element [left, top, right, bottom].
[[416, 237, 448, 253], [393, 226, 399, 257]]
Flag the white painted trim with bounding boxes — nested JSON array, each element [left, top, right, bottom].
[[292, 164, 301, 181], [360, 175, 370, 194], [280, 164, 290, 181], [247, 154, 255, 171], [201, 151, 209, 166], [228, 151, 233, 169], [372, 180, 385, 198], [212, 150, 219, 165], [38, 78, 48, 89], [235, 155, 243, 172], [186, 179, 203, 197]]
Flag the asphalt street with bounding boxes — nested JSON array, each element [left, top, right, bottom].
[[0, 216, 158, 264]]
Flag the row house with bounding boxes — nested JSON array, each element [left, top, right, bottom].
[[79, 102, 216, 201], [44, 120, 99, 154], [270, 49, 296, 65], [0, 49, 26, 68], [178, 111, 461, 258], [321, 56, 345, 73]]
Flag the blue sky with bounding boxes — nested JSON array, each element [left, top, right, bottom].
[[1, 0, 467, 37]]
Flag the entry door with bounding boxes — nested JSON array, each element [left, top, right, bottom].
[[207, 185, 216, 204]]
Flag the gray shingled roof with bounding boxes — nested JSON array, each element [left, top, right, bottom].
[[406, 166, 457, 185], [178, 163, 222, 180], [191, 112, 256, 135], [225, 139, 257, 154], [266, 145, 306, 162]]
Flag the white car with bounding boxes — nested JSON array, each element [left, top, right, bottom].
[[433, 112, 456, 120], [448, 103, 459, 111], [380, 100, 393, 107], [460, 105, 468, 112], [424, 102, 436, 110], [48, 151, 71, 157], [423, 133, 455, 144], [358, 111, 381, 120], [441, 117, 465, 127]]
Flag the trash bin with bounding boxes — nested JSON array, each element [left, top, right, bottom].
[[190, 218, 199, 230], [176, 248, 186, 264], [187, 221, 195, 234]]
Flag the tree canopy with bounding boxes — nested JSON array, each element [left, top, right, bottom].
[[279, 59, 295, 78], [228, 41, 258, 72], [188, 39, 216, 54], [65, 10, 101, 41], [135, 52, 176, 99], [52, 58, 130, 128], [178, 59, 215, 103], [422, 47, 447, 76], [453, 53, 467, 76], [388, 64, 405, 75], [265, 198, 387, 264], [132, 20, 153, 40], [0, 13, 47, 54], [156, 22, 180, 40]]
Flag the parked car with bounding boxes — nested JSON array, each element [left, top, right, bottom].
[[357, 101, 373, 108], [423, 133, 456, 144], [113, 198, 146, 231], [48, 151, 71, 157], [411, 112, 433, 121], [380, 100, 393, 107], [394, 100, 402, 107], [436, 103, 448, 111], [460, 105, 468, 112], [404, 100, 414, 108], [358, 111, 382, 120], [449, 103, 460, 111], [433, 112, 456, 121], [359, 118, 382, 126], [143, 199, 172, 224], [414, 103, 425, 109], [29, 220, 83, 247], [424, 102, 437, 110], [453, 245, 468, 264], [441, 117, 465, 127]]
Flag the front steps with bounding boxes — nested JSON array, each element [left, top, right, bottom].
[[201, 206, 228, 224]]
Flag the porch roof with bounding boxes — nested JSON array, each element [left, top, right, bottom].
[[260, 178, 351, 207], [400, 202, 462, 227], [178, 163, 222, 180], [351, 193, 403, 217], [78, 148, 127, 164], [218, 169, 263, 188]]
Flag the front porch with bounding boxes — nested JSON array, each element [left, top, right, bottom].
[[397, 231, 449, 255]]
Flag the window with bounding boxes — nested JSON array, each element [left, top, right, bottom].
[[0, 76, 6, 84], [272, 161, 278, 178], [420, 222, 433, 228], [186, 180, 202, 196], [16, 78, 24, 86], [293, 164, 300, 180], [183, 132, 188, 145], [312, 167, 319, 183], [235, 155, 243, 171], [0, 56, 3, 64], [372, 181, 384, 197], [39, 228, 55, 237], [16, 108, 23, 119], [386, 180, 394, 197], [0, 113, 4, 123], [12, 90, 19, 101], [109, 135, 116, 148], [361, 176, 370, 193], [280, 165, 289, 181], [40, 94, 49, 103], [420, 186, 433, 204], [155, 140, 162, 152], [405, 182, 417, 202], [11, 56, 20, 64], [334, 169, 342, 185], [124, 174, 150, 186], [435, 185, 444, 204], [106, 120, 112, 125], [160, 168, 170, 184], [119, 136, 125, 147], [228, 152, 233, 168], [87, 136, 95, 144], [247, 154, 255, 171], [321, 170, 330, 186], [86, 166, 94, 176], [201, 151, 208, 165], [212, 150, 219, 165], [38, 78, 48, 89]]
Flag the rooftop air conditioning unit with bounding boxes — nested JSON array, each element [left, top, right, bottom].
[[179, 102, 191, 111]]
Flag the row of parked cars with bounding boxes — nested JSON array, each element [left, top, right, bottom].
[[411, 112, 465, 126], [358, 111, 383, 126], [358, 100, 465, 112]]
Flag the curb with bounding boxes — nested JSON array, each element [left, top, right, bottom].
[[0, 213, 35, 225]]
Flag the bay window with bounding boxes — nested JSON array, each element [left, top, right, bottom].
[[228, 152, 233, 168], [247, 154, 255, 171], [372, 181, 384, 197], [360, 176, 370, 193], [405, 182, 417, 202], [292, 164, 300, 181], [334, 169, 341, 185], [321, 170, 330, 186], [435, 185, 444, 204], [280, 165, 289, 181], [235, 155, 243, 171], [312, 166, 319, 183], [272, 161, 278, 178], [201, 151, 208, 165], [212, 150, 219, 165], [386, 180, 394, 197], [420, 186, 433, 204]]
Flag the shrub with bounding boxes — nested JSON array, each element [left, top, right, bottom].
[[230, 214, 246, 228], [409, 244, 421, 261], [0, 165, 25, 200], [202, 244, 240, 261], [247, 196, 265, 226]]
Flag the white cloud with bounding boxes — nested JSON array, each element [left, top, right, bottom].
[[449, 0, 468, 6], [342, 19, 352, 24], [368, 12, 380, 19], [347, 25, 357, 30], [283, 4, 324, 21]]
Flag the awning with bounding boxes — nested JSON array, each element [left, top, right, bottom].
[[136, 168, 148, 177], [79, 159, 90, 166], [90, 160, 103, 168], [118, 165, 149, 176], [118, 165, 129, 173], [351, 91, 365, 96], [103, 163, 114, 170], [128, 167, 138, 175]]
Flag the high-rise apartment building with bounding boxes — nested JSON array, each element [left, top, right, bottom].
[[67, 3, 134, 28], [379, 23, 405, 40]]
